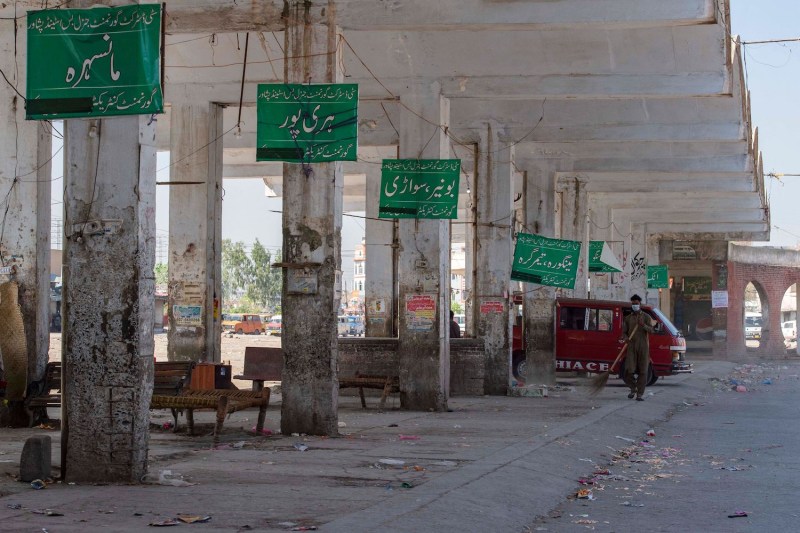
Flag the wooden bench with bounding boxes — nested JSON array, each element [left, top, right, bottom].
[[233, 347, 284, 391], [339, 373, 400, 410], [150, 361, 270, 446], [25, 361, 62, 425]]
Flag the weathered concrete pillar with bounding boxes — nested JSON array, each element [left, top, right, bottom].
[[167, 102, 223, 363], [0, 19, 52, 426], [397, 83, 451, 411], [556, 175, 590, 297], [475, 124, 513, 395], [365, 168, 395, 337], [522, 161, 558, 386], [464, 169, 477, 338], [711, 260, 729, 358], [62, 115, 156, 482], [280, 3, 341, 436]]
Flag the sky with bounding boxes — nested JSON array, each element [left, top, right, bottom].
[[730, 0, 800, 247], [49, 1, 800, 289]]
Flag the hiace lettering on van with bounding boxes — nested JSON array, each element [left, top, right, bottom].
[[556, 360, 610, 372]]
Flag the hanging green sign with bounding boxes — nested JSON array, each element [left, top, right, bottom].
[[647, 265, 669, 289], [511, 233, 582, 289], [379, 159, 461, 219], [26, 5, 163, 120], [589, 241, 623, 273], [256, 84, 358, 163]]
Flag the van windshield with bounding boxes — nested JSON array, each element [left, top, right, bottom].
[[652, 308, 679, 336], [745, 316, 762, 327]]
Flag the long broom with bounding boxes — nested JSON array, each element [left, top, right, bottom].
[[588, 324, 638, 395]]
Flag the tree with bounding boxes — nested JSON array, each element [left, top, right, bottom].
[[222, 239, 254, 304], [154, 263, 168, 289], [450, 301, 463, 314], [247, 240, 282, 310]]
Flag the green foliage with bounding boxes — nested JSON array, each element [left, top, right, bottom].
[[222, 239, 282, 312], [247, 240, 282, 310], [154, 262, 168, 287], [450, 301, 463, 314]]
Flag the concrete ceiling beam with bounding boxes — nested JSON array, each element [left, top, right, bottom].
[[155, 0, 715, 33]]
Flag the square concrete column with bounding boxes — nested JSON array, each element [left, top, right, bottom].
[[365, 168, 396, 337], [0, 17, 52, 425], [522, 161, 559, 386], [555, 175, 590, 298], [475, 124, 514, 395], [62, 116, 156, 482], [464, 168, 477, 338], [167, 103, 223, 363], [397, 83, 451, 411], [280, 4, 342, 436]]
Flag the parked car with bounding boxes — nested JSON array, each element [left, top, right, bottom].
[[233, 314, 265, 335], [266, 315, 282, 336], [222, 313, 242, 331], [744, 313, 762, 340], [454, 313, 465, 335], [782, 320, 796, 341], [512, 298, 692, 385]]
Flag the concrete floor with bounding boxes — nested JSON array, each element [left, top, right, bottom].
[[4, 356, 792, 532]]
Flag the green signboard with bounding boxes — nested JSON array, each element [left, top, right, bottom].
[[647, 265, 669, 289], [379, 159, 461, 219], [256, 84, 358, 162], [683, 276, 712, 295], [589, 241, 623, 273], [26, 5, 163, 119], [511, 233, 582, 289]]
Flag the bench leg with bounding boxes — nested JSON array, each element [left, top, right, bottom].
[[213, 396, 229, 447], [186, 409, 194, 435], [170, 408, 181, 433], [255, 389, 269, 434], [359, 387, 367, 409]]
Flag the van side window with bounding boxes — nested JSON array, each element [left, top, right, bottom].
[[560, 307, 614, 332]]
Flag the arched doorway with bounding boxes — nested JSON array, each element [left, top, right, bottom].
[[743, 281, 768, 350]]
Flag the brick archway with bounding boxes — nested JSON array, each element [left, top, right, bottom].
[[727, 262, 800, 357]]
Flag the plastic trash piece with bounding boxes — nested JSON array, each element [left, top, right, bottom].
[[646, 429, 656, 437], [30, 479, 46, 490], [290, 526, 318, 531], [762, 379, 772, 385], [736, 385, 747, 393], [251, 426, 272, 436], [378, 458, 405, 466], [728, 511, 748, 518], [143, 470, 196, 487], [293, 443, 309, 452], [177, 515, 212, 523]]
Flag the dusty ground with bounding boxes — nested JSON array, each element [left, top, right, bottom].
[[48, 332, 282, 390]]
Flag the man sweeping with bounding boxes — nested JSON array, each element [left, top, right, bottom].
[[621, 294, 654, 401]]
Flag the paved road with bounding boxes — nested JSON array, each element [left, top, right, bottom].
[[529, 360, 800, 532]]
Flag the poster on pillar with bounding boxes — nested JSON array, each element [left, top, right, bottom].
[[646, 265, 669, 289], [379, 159, 461, 219], [510, 233, 581, 289], [26, 5, 164, 119], [256, 84, 358, 162]]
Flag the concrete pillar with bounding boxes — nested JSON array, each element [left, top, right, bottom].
[[475, 124, 513, 395], [0, 18, 52, 426], [167, 102, 223, 363], [711, 260, 728, 358], [280, 4, 342, 436], [523, 161, 558, 386], [397, 83, 451, 411], [465, 168, 477, 338], [62, 115, 156, 482], [365, 168, 395, 337], [556, 176, 589, 297]]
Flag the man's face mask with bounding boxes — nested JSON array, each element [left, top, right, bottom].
[[631, 304, 641, 312]]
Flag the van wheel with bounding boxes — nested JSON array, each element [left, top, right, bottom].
[[647, 365, 658, 386], [236, 328, 243, 335], [512, 351, 527, 380], [254, 329, 261, 335]]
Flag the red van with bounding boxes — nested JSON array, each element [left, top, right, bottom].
[[513, 298, 692, 385]]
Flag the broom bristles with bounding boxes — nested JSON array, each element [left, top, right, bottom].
[[588, 371, 611, 395]]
